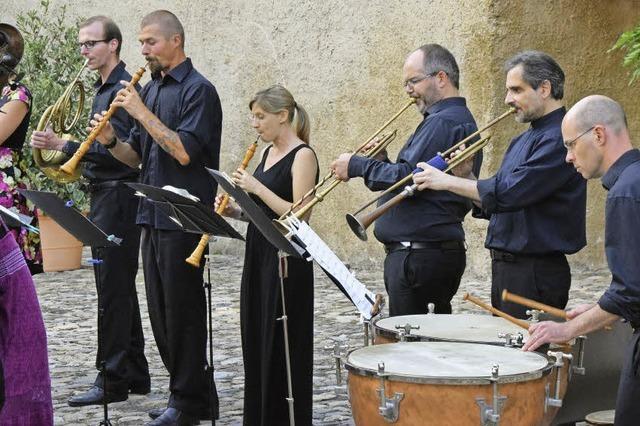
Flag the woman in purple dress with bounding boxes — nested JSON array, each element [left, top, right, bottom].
[[0, 23, 43, 275]]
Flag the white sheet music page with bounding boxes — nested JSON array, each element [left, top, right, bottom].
[[292, 220, 376, 319]]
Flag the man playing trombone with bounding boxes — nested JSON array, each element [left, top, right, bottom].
[[331, 44, 481, 316], [30, 16, 150, 407], [413, 51, 586, 319]]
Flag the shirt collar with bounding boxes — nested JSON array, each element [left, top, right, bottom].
[[601, 149, 640, 191], [94, 60, 126, 90], [425, 97, 467, 117], [530, 106, 565, 130], [152, 58, 192, 83]]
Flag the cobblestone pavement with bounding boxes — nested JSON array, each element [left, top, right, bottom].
[[33, 248, 611, 425]]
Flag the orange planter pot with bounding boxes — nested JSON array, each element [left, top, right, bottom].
[[38, 214, 83, 272]]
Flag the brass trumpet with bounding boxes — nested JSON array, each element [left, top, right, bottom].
[[33, 58, 89, 182], [185, 136, 260, 267], [346, 108, 516, 241], [58, 65, 147, 176], [274, 98, 416, 229]]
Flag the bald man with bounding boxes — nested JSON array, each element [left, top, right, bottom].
[[524, 95, 640, 426]]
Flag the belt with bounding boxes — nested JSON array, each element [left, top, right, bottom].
[[384, 240, 465, 254], [88, 180, 133, 193], [489, 249, 563, 262]]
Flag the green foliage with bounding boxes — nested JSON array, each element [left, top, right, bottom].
[[16, 0, 92, 210], [611, 22, 640, 85]]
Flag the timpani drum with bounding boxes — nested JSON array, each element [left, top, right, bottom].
[[373, 314, 528, 346], [346, 342, 556, 426]]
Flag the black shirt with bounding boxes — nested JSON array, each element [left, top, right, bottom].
[[127, 58, 222, 230], [62, 61, 139, 184], [476, 107, 587, 254], [598, 149, 640, 327], [348, 97, 480, 243]]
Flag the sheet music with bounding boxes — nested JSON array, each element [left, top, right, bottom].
[[0, 205, 39, 233], [289, 219, 376, 319]]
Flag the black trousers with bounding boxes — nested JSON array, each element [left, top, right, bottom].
[[490, 251, 570, 320], [614, 329, 640, 426], [89, 184, 149, 393], [383, 246, 466, 316], [141, 226, 215, 416]]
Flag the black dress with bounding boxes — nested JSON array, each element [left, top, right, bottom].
[[241, 144, 316, 426]]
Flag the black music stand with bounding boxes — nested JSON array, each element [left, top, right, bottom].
[[126, 183, 244, 425], [0, 205, 39, 233], [209, 169, 304, 426], [19, 189, 119, 426]]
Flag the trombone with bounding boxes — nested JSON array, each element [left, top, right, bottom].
[[274, 98, 416, 229], [346, 107, 516, 241]]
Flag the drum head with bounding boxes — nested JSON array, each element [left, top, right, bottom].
[[374, 314, 528, 344], [346, 342, 550, 384]]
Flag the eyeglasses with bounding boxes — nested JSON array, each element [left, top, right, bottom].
[[563, 126, 595, 151], [403, 72, 439, 89], [78, 39, 109, 50]]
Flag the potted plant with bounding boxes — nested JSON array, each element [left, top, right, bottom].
[[16, 0, 91, 271]]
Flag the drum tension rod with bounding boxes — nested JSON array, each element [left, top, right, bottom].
[[476, 364, 507, 426], [376, 362, 404, 423], [497, 332, 524, 348], [526, 309, 541, 322], [572, 336, 587, 376], [394, 323, 420, 342], [323, 341, 349, 386], [545, 351, 573, 410]]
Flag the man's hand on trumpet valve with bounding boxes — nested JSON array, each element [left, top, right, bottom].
[[330, 153, 352, 181], [112, 80, 147, 121], [413, 162, 453, 191], [214, 194, 242, 219], [30, 126, 67, 151], [522, 320, 572, 352], [232, 168, 264, 195]]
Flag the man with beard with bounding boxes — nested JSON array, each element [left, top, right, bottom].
[[31, 15, 150, 406], [92, 10, 221, 425], [413, 51, 587, 319], [331, 44, 481, 316]]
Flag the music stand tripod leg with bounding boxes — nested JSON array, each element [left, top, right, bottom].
[[204, 253, 217, 426], [277, 250, 296, 426], [91, 250, 112, 426]]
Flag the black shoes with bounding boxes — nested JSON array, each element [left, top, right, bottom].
[[149, 407, 212, 421], [67, 385, 128, 407], [146, 407, 200, 425]]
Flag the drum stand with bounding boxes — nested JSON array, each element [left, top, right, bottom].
[[277, 250, 296, 426]]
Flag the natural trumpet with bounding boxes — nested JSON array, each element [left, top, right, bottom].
[[58, 65, 146, 176], [346, 108, 516, 241], [274, 98, 416, 229], [32, 58, 89, 182], [185, 136, 260, 267]]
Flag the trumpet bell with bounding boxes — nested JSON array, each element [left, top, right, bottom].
[[346, 213, 368, 242]]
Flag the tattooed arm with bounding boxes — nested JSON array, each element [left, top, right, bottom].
[[111, 80, 191, 166]]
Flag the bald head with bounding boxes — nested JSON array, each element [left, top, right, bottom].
[[141, 10, 184, 48], [566, 95, 628, 135]]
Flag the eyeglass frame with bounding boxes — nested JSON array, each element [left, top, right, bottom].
[[78, 39, 110, 50], [563, 126, 595, 151], [403, 71, 440, 90]]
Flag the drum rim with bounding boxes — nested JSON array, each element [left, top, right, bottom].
[[373, 314, 527, 345], [345, 342, 553, 385]]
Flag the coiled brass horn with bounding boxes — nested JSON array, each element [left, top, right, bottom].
[[274, 98, 416, 230], [32, 58, 89, 182]]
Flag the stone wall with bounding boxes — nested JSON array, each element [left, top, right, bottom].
[[5, 0, 640, 278]]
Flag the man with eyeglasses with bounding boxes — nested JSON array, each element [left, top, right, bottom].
[[30, 16, 150, 406], [413, 51, 587, 319], [524, 95, 640, 426], [331, 44, 481, 316]]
